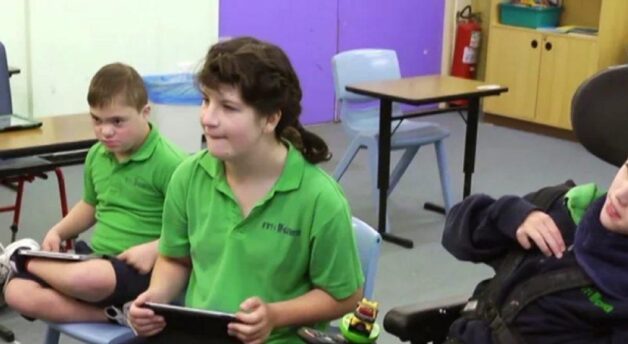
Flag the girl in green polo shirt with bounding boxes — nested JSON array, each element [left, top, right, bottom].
[[129, 37, 365, 343]]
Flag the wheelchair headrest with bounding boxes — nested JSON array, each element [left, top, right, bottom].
[[571, 64, 628, 167]]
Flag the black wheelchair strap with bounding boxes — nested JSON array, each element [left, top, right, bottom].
[[500, 266, 592, 323]]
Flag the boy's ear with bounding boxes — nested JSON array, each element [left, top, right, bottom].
[[140, 104, 151, 120]]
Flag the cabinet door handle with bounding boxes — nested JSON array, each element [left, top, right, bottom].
[[545, 42, 553, 51], [531, 40, 538, 49]]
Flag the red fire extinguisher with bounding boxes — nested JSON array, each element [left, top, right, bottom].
[[451, 5, 482, 80]]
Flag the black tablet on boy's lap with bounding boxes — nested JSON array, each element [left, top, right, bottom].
[[18, 250, 96, 262], [144, 302, 240, 343]]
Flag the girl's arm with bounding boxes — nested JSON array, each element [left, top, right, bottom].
[[145, 255, 191, 302], [128, 255, 191, 337], [228, 287, 363, 344]]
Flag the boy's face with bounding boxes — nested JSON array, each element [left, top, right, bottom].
[[199, 85, 279, 161], [600, 159, 628, 234], [90, 99, 150, 160]]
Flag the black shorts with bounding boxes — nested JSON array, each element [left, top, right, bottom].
[[13, 241, 151, 308]]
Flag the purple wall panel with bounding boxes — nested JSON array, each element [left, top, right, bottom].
[[220, 1, 445, 124], [338, 0, 445, 77], [219, 1, 338, 124]]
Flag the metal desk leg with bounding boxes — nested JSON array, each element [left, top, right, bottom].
[[378, 100, 413, 248], [0, 323, 15, 342], [424, 97, 481, 212], [462, 97, 480, 198]]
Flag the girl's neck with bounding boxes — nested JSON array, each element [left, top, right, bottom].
[[225, 139, 288, 182]]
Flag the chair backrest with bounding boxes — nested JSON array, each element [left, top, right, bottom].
[[352, 217, 382, 299], [332, 49, 403, 132], [0, 41, 12, 114], [571, 64, 628, 167], [332, 49, 400, 102]]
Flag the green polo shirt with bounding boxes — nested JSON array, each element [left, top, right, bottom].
[[160, 145, 364, 344], [84, 125, 186, 255]]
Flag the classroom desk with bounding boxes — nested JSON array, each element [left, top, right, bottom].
[[0, 114, 94, 342], [0, 113, 95, 160], [346, 75, 507, 248]]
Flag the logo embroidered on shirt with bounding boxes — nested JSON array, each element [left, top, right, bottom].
[[581, 287, 614, 314], [262, 222, 301, 237], [125, 176, 152, 191]]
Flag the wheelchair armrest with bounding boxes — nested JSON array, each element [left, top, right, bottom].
[[384, 295, 467, 343]]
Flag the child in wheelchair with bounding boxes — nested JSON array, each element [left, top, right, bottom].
[[439, 158, 628, 343]]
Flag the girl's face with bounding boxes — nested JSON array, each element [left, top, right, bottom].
[[200, 85, 278, 161], [600, 159, 628, 234]]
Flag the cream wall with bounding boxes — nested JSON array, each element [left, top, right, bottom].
[[1, 0, 218, 117]]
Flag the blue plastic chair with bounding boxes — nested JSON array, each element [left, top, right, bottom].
[[351, 217, 382, 299], [43, 322, 138, 344], [0, 41, 13, 114], [332, 49, 453, 232], [42, 217, 381, 343]]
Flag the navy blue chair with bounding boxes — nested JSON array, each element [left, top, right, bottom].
[[0, 41, 13, 114]]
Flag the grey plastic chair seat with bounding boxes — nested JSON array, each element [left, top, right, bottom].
[[44, 322, 138, 344], [377, 122, 450, 148]]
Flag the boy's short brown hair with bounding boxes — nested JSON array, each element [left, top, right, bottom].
[[87, 63, 148, 112]]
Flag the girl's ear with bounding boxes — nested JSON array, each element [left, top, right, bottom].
[[263, 110, 281, 134]]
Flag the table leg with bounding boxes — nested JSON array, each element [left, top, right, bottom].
[[378, 100, 413, 248], [462, 97, 480, 198], [423, 202, 445, 214], [424, 97, 480, 212], [0, 323, 15, 342]]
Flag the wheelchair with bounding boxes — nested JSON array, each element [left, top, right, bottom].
[[383, 64, 628, 344]]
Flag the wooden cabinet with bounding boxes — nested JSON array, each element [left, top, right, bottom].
[[484, 0, 628, 130]]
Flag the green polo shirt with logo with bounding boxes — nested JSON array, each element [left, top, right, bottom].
[[84, 125, 186, 256], [159, 145, 364, 344]]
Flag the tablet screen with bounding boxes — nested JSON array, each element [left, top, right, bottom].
[[18, 250, 94, 262], [145, 302, 238, 339], [0, 114, 42, 132]]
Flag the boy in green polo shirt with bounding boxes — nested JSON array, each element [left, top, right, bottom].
[[128, 37, 365, 343], [1, 63, 186, 324]]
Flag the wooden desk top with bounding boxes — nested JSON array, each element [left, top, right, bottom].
[[346, 75, 508, 105], [0, 113, 96, 158]]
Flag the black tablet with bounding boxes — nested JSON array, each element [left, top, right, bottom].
[[18, 250, 96, 262], [144, 302, 238, 339], [0, 114, 42, 132]]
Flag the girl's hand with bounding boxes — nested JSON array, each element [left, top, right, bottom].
[[228, 297, 275, 344], [516, 210, 565, 258], [128, 291, 166, 337]]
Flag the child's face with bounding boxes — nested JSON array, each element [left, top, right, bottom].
[[199, 85, 278, 161], [600, 159, 628, 234], [90, 99, 150, 160]]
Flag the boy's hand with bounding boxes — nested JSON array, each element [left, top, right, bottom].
[[516, 210, 565, 258], [42, 229, 62, 252], [117, 241, 158, 274], [128, 291, 166, 337], [229, 297, 275, 344]]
